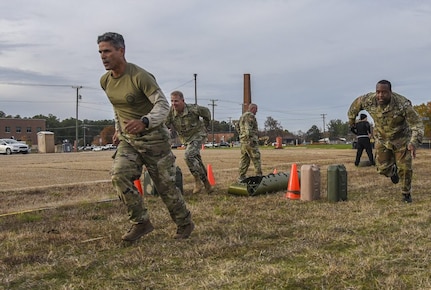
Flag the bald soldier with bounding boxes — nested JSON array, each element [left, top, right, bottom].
[[348, 80, 423, 203], [238, 103, 262, 182]]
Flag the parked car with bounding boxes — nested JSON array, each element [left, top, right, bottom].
[[102, 144, 117, 150], [83, 145, 94, 151], [219, 141, 230, 147], [0, 139, 30, 155], [204, 142, 219, 148]]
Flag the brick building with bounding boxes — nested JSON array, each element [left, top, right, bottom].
[[206, 132, 235, 143], [0, 118, 46, 145]]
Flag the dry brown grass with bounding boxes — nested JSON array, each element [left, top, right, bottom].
[[1, 147, 431, 289]]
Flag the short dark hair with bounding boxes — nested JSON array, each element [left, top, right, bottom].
[[97, 32, 125, 49], [171, 90, 184, 99], [377, 80, 392, 91]]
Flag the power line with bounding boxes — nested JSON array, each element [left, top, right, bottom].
[[0, 82, 72, 88], [168, 79, 194, 91], [0, 100, 74, 104], [0, 81, 99, 90]]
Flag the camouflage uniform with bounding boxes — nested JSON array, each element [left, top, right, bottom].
[[101, 63, 192, 227], [166, 103, 211, 184], [238, 111, 262, 179], [348, 91, 423, 195]]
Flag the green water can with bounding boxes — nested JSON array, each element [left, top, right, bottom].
[[327, 164, 347, 202]]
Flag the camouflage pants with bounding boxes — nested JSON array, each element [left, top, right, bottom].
[[239, 141, 262, 178], [184, 140, 208, 182], [375, 141, 412, 194], [111, 131, 191, 226]]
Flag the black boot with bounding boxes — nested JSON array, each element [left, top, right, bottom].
[[402, 193, 412, 203], [390, 164, 399, 184]]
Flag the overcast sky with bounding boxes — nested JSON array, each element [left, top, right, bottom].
[[1, 0, 430, 133]]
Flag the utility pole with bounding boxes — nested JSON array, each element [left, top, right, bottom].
[[194, 73, 197, 105], [73, 85, 82, 151], [228, 117, 232, 134], [83, 121, 86, 147], [209, 99, 218, 146], [321, 113, 327, 136]]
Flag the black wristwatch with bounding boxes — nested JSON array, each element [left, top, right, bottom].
[[140, 116, 149, 127]]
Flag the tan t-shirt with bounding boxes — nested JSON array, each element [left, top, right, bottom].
[[100, 63, 167, 132]]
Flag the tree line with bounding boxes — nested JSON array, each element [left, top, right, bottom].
[[2, 101, 430, 146]]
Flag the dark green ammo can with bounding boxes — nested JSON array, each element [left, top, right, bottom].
[[327, 164, 347, 202]]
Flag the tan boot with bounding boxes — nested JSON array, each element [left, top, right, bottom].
[[122, 220, 154, 241], [174, 221, 195, 239], [193, 175, 203, 194], [203, 179, 214, 194]]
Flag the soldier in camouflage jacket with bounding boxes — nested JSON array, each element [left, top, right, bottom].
[[238, 103, 262, 181], [166, 90, 213, 194], [348, 80, 423, 203]]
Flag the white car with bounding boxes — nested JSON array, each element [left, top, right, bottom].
[[102, 144, 117, 150], [0, 139, 31, 155], [204, 142, 219, 148]]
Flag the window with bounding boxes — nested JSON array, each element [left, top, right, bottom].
[[27, 127, 32, 133], [5, 126, 10, 133], [16, 126, 22, 133], [37, 127, 42, 132]]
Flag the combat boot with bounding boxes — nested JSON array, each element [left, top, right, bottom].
[[122, 220, 154, 242], [193, 175, 203, 194], [174, 221, 195, 239], [403, 193, 412, 203], [390, 164, 399, 184], [203, 179, 214, 194]]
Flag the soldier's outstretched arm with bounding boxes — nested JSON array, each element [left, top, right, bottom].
[[347, 96, 364, 126]]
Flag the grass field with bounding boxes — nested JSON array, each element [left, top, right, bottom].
[[1, 146, 430, 289]]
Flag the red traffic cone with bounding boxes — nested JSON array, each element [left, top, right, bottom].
[[134, 179, 143, 196], [207, 164, 216, 186], [286, 163, 300, 199]]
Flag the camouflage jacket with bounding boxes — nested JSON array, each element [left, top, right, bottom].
[[348, 92, 423, 148], [166, 103, 211, 144], [239, 111, 259, 143]]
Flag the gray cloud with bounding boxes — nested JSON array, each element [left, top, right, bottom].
[[1, 0, 431, 132]]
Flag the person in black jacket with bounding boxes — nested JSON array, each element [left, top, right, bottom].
[[351, 113, 375, 166]]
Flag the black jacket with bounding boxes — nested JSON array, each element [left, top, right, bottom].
[[352, 120, 371, 137]]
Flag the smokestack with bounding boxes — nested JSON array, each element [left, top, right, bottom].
[[243, 74, 251, 113]]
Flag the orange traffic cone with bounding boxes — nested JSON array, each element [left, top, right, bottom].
[[134, 179, 143, 196], [273, 168, 278, 174], [201, 143, 205, 150], [286, 163, 300, 199], [207, 164, 216, 186]]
